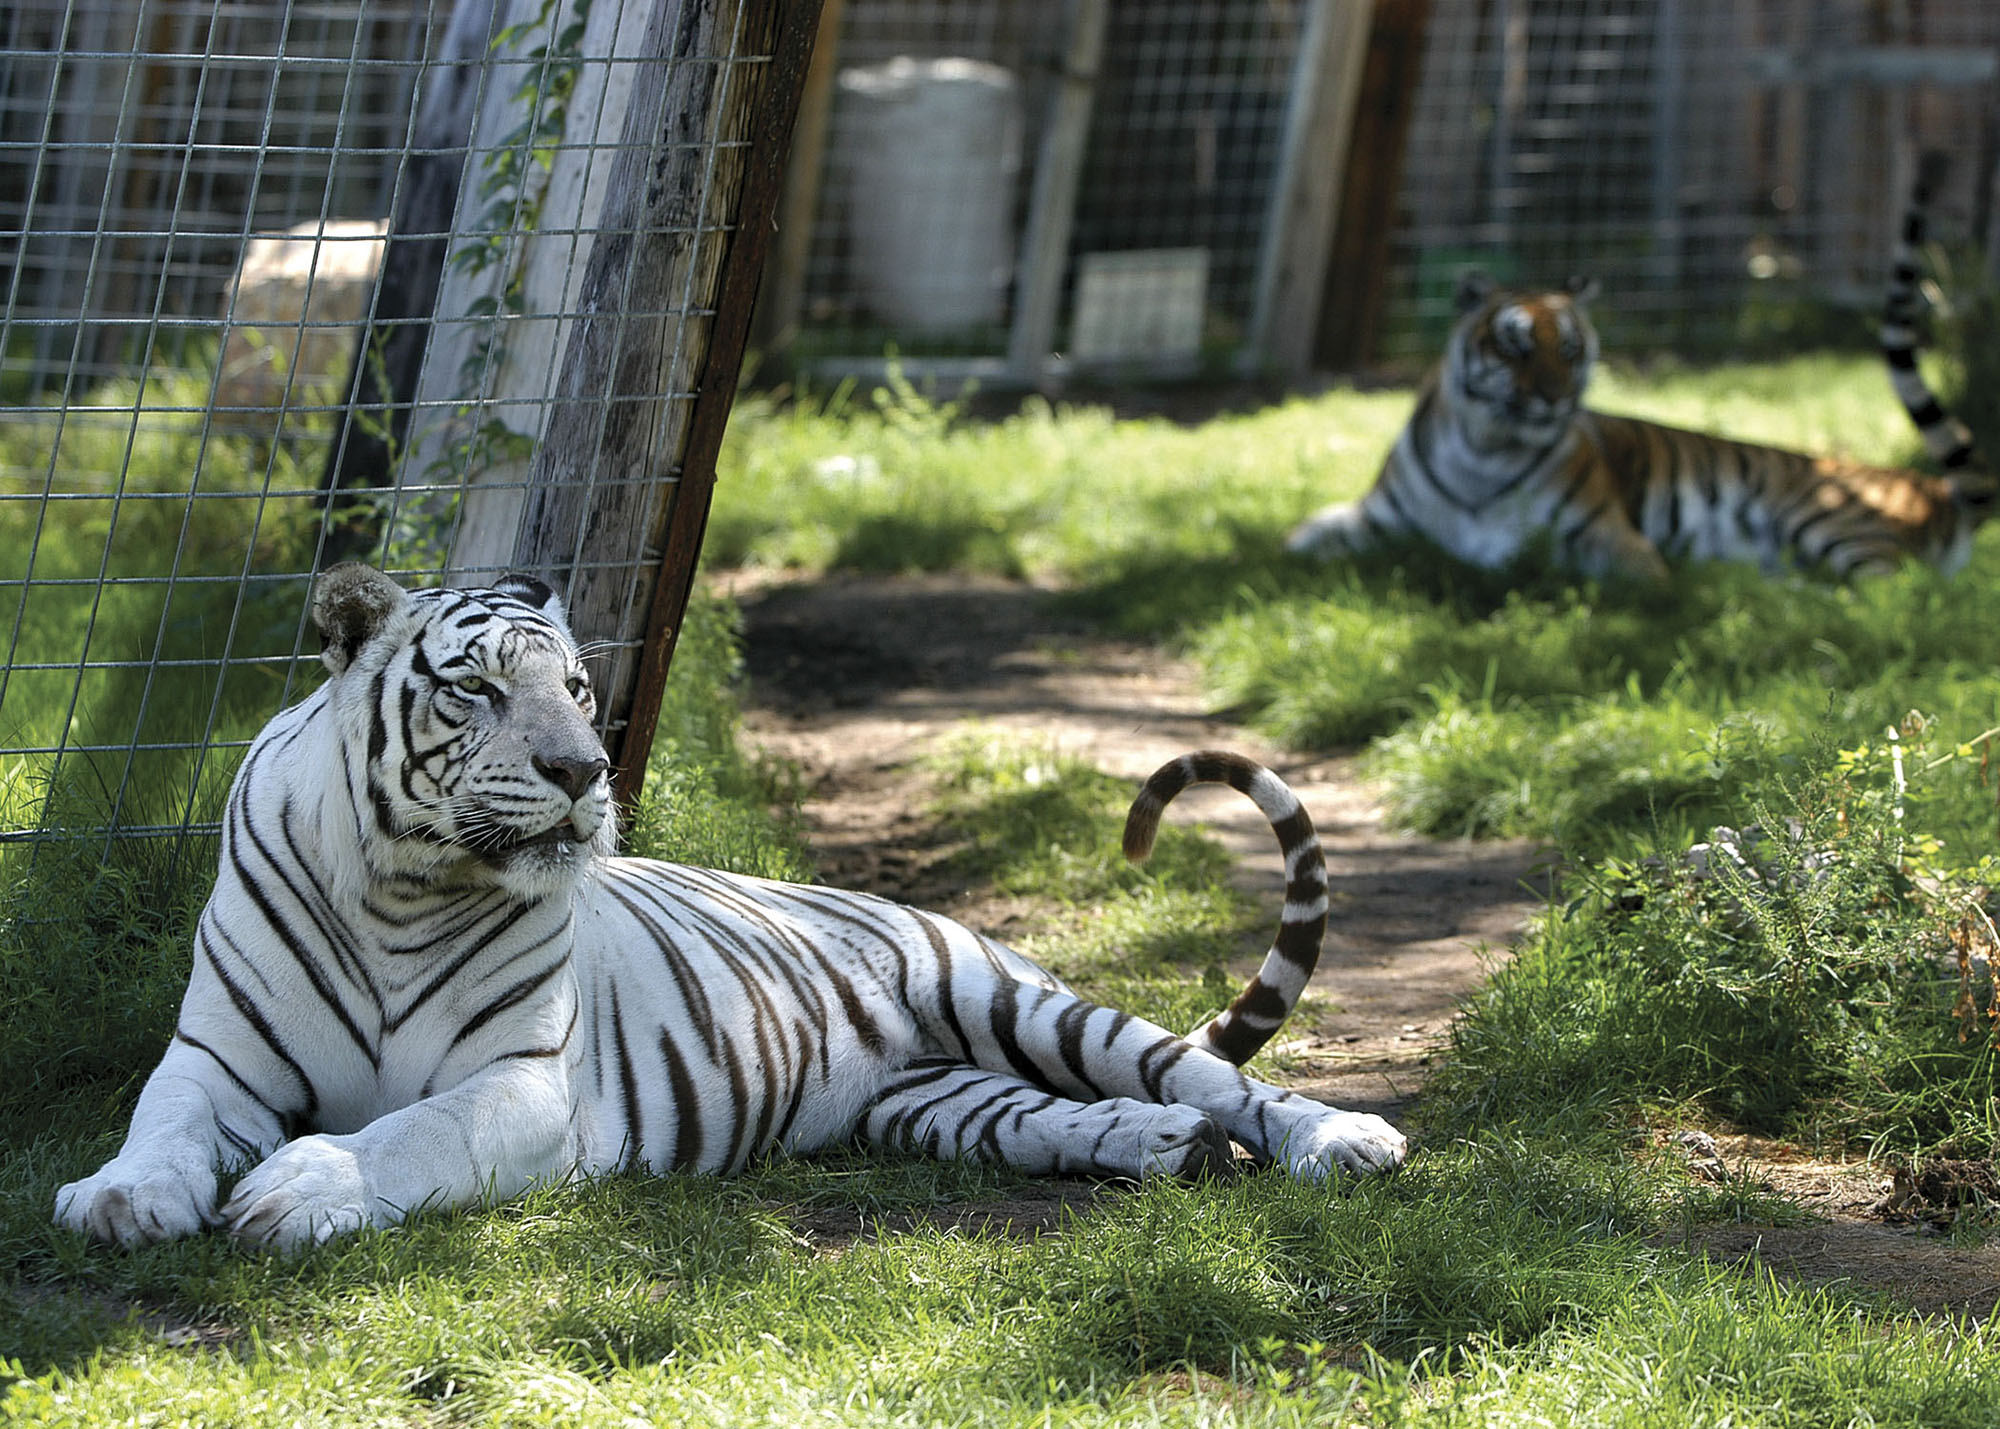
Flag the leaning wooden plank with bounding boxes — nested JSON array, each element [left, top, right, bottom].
[[511, 0, 822, 797]]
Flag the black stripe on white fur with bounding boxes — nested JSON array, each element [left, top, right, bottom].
[[1879, 151, 1986, 492], [1123, 751, 1328, 1065]]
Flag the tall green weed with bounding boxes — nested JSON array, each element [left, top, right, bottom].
[[1430, 717, 2000, 1153]]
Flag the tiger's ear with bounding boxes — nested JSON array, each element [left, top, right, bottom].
[[311, 563, 407, 676], [494, 572, 565, 616], [1563, 274, 1601, 305], [1455, 269, 1498, 314]]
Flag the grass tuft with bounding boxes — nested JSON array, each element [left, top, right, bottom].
[[1427, 722, 2000, 1154]]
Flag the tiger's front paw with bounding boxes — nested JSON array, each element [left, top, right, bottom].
[[55, 1160, 217, 1246], [1285, 502, 1371, 560], [1282, 1111, 1407, 1180], [221, 1135, 378, 1250]]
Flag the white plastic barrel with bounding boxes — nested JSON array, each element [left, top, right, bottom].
[[838, 57, 1022, 334]]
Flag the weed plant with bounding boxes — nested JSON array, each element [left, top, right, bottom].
[[1432, 716, 2000, 1154]]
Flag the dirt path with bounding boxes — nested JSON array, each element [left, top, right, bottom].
[[725, 569, 2000, 1315], [726, 570, 1547, 1129]]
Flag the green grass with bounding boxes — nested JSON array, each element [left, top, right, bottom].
[[708, 369, 1412, 581], [16, 1113, 2000, 1424], [713, 352, 2000, 860], [18, 348, 2000, 1422], [0, 370, 325, 838], [619, 591, 813, 883]]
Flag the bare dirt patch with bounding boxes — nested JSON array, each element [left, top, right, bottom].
[[1655, 1131, 2000, 1318], [724, 569, 1549, 1129], [1679, 1221, 2000, 1320]]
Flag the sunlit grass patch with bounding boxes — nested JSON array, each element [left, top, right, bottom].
[[1421, 1273, 2000, 1428], [710, 372, 1411, 584], [928, 738, 1239, 901], [1193, 542, 2000, 854]]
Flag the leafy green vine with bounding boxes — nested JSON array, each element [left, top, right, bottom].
[[392, 0, 590, 566]]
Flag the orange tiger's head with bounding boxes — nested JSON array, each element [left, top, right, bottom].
[[1445, 272, 1601, 448]]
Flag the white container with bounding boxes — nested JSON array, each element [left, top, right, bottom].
[[838, 57, 1022, 334], [1069, 248, 1210, 370]]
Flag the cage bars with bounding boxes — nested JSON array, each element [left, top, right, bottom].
[[0, 0, 818, 853]]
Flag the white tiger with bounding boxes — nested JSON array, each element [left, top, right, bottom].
[[56, 564, 1405, 1250]]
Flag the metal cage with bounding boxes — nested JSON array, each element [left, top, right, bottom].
[[0, 0, 818, 858]]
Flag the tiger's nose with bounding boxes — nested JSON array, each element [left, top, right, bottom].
[[535, 751, 609, 800]]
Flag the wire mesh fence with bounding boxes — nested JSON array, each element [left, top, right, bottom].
[[1384, 0, 2000, 358], [0, 0, 815, 859], [770, 0, 1996, 376], [3, 0, 1996, 865], [768, 0, 1355, 382]]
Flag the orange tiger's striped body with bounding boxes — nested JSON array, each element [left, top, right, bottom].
[[1291, 166, 1992, 580]]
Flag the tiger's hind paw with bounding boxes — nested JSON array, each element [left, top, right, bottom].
[[1281, 1111, 1407, 1180], [1140, 1109, 1237, 1181]]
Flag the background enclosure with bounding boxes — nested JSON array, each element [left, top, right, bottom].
[[0, 0, 1996, 854]]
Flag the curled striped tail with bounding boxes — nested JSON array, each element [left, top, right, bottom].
[[1881, 151, 1992, 508], [1123, 751, 1327, 1065]]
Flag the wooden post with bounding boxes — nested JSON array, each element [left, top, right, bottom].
[[1006, 0, 1109, 385], [1313, 0, 1430, 372], [509, 0, 824, 805], [405, 0, 660, 583], [1242, 0, 1375, 379], [750, 0, 844, 355]]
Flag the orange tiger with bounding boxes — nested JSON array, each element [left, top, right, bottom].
[[1289, 165, 1993, 581]]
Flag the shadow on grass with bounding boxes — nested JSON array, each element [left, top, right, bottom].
[[1061, 528, 1706, 643], [3, 1138, 867, 1386], [830, 511, 1025, 578]]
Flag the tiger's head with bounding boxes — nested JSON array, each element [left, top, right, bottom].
[[309, 563, 615, 903], [1443, 272, 1601, 450]]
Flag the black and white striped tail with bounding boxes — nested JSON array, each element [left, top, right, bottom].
[[1122, 751, 1328, 1065], [1880, 150, 1990, 506]]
